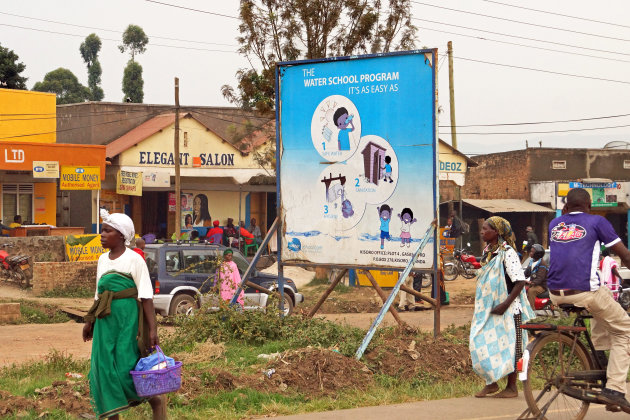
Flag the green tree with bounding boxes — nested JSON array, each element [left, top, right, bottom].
[[122, 60, 144, 103], [80, 33, 104, 101], [0, 43, 27, 89], [118, 24, 149, 61], [221, 0, 416, 113], [119, 25, 148, 103], [32, 68, 91, 104]]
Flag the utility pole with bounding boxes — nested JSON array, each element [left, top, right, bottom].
[[447, 41, 457, 150], [174, 77, 181, 240]]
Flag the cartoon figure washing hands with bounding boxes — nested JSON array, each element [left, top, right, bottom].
[[398, 208, 417, 247]]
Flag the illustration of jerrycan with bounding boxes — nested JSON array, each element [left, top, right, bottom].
[[342, 199, 354, 218]]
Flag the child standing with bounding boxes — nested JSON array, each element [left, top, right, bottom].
[[378, 205, 392, 249], [382, 156, 393, 183], [398, 208, 417, 248]]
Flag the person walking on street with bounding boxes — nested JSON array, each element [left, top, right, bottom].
[[82, 209, 165, 419], [547, 188, 630, 413], [471, 216, 534, 399]]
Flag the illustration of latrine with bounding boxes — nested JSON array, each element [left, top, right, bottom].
[[361, 142, 387, 185]]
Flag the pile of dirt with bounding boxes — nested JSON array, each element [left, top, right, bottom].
[[365, 331, 474, 381], [0, 380, 92, 418], [35, 379, 92, 416], [0, 390, 37, 416], [180, 367, 265, 400], [266, 348, 373, 397]]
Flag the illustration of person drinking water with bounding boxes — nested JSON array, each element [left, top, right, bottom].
[[333, 107, 355, 151]]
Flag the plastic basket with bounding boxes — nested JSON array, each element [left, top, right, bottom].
[[130, 346, 182, 398]]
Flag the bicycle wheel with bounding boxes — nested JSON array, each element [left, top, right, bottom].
[[443, 263, 458, 281], [523, 332, 592, 420]]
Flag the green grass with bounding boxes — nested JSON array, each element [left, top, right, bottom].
[[40, 286, 94, 298], [0, 312, 480, 419]]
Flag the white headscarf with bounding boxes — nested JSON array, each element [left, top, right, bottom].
[[100, 208, 135, 246]]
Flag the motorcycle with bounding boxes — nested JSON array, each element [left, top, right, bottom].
[[0, 244, 32, 288], [443, 247, 481, 281], [525, 285, 554, 315]]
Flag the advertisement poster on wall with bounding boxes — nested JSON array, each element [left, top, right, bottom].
[[557, 182, 619, 209], [277, 51, 437, 269]]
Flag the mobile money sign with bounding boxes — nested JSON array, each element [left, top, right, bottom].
[[60, 166, 101, 190], [65, 234, 106, 261], [277, 50, 438, 269]]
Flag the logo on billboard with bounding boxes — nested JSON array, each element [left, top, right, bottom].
[[551, 222, 587, 243], [75, 168, 85, 174], [4, 149, 24, 163], [34, 166, 44, 172]]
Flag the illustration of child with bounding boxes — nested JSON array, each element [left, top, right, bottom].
[[333, 107, 355, 151], [378, 204, 393, 249], [398, 208, 417, 248], [382, 156, 393, 183]]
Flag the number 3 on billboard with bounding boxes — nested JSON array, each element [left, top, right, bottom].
[[324, 205, 329, 214]]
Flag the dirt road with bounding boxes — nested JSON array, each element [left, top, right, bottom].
[[0, 322, 91, 367]]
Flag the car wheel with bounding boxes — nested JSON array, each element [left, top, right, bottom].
[[281, 293, 294, 316], [169, 293, 197, 316]]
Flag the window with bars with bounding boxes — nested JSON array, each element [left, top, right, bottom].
[[2, 184, 33, 224]]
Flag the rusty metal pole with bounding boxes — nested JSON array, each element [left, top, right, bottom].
[[307, 269, 347, 318]]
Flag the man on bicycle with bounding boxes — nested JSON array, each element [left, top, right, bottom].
[[547, 187, 630, 412]]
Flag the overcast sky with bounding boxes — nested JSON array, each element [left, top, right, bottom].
[[2, 0, 630, 155]]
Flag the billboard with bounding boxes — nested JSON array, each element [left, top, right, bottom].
[[557, 182, 620, 209], [60, 166, 101, 190], [277, 51, 437, 269]]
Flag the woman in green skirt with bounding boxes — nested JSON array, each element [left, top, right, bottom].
[[82, 209, 166, 419]]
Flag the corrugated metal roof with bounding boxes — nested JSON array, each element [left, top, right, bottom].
[[106, 113, 176, 158], [463, 199, 555, 213]]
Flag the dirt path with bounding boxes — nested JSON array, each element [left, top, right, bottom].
[[0, 322, 91, 367]]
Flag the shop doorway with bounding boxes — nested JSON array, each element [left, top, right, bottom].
[[142, 191, 169, 238], [266, 192, 277, 231]]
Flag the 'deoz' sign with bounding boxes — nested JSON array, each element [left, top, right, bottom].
[[60, 166, 101, 190]]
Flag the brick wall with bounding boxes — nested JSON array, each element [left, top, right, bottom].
[[32, 261, 97, 295], [462, 149, 530, 200], [0, 236, 66, 262], [0, 303, 20, 322]]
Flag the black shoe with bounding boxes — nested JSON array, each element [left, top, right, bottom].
[[598, 388, 630, 413]]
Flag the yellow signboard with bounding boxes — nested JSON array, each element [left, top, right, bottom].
[[116, 170, 143, 196], [32, 161, 59, 178], [60, 166, 101, 190], [356, 270, 399, 287], [65, 234, 105, 261]]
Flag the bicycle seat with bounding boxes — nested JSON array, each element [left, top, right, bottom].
[[537, 290, 549, 299]]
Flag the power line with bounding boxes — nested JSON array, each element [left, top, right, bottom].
[[454, 56, 630, 86], [441, 122, 630, 135], [145, 0, 239, 20], [411, 17, 630, 58], [0, 23, 237, 53], [411, 1, 630, 43], [438, 113, 630, 128], [0, 11, 237, 47], [479, 0, 630, 30], [416, 24, 630, 64]]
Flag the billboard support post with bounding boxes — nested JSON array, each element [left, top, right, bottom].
[[361, 269, 409, 329]]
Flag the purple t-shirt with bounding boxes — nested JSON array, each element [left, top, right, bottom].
[[547, 212, 620, 291]]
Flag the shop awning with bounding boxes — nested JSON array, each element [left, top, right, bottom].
[[460, 199, 555, 213], [0, 142, 106, 177]]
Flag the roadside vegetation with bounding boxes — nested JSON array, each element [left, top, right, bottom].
[[0, 301, 482, 419]]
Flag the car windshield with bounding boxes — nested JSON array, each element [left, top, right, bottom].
[[231, 251, 249, 275]]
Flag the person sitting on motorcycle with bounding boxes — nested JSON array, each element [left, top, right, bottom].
[[547, 187, 630, 412], [525, 244, 547, 309]]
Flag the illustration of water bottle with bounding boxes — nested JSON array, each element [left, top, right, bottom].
[[345, 114, 354, 124]]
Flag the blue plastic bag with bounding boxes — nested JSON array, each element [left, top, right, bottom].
[[134, 346, 175, 372]]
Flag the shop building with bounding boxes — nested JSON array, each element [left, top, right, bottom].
[[462, 146, 630, 249], [101, 112, 274, 238], [0, 89, 105, 231]]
